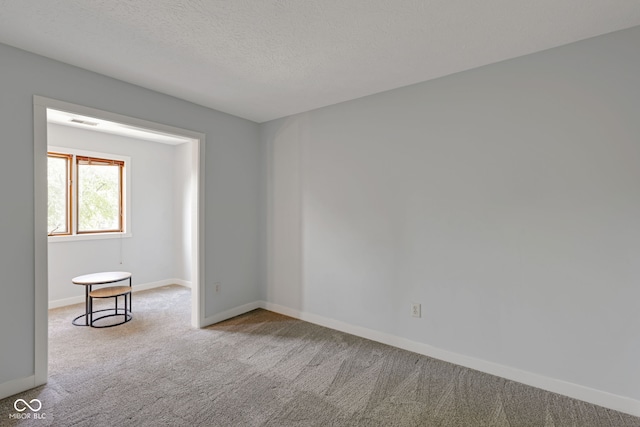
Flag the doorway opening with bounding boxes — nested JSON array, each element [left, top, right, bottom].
[[33, 96, 205, 386]]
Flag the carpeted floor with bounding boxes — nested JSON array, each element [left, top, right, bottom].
[[1, 284, 638, 426]]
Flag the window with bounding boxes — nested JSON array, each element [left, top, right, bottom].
[[48, 149, 127, 237], [76, 156, 124, 233], [47, 152, 72, 235]]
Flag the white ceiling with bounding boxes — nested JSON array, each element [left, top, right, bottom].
[[1, 1, 640, 123], [47, 109, 196, 145]]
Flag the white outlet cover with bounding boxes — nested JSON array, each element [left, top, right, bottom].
[[411, 303, 421, 318]]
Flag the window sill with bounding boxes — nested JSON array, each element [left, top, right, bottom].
[[48, 232, 132, 243]]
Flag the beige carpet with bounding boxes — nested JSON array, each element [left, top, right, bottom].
[[1, 284, 638, 426]]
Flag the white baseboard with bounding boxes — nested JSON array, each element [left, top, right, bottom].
[[132, 278, 191, 292], [43, 289, 640, 418], [259, 301, 640, 418], [48, 278, 191, 309], [0, 375, 36, 401], [172, 279, 192, 289], [200, 301, 262, 328]]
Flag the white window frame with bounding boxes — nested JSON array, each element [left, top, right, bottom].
[[48, 145, 132, 242]]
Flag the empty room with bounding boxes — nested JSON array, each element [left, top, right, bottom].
[[1, 1, 640, 426]]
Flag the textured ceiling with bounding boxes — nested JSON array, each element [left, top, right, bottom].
[[1, 1, 640, 123]]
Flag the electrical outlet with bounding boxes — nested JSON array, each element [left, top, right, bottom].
[[215, 283, 221, 293], [411, 303, 421, 318]]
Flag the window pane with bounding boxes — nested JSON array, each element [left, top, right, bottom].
[[77, 163, 121, 232], [47, 156, 69, 234]]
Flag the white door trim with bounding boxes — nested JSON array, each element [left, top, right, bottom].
[[31, 95, 206, 390]]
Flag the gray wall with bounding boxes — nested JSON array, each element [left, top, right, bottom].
[[0, 42, 261, 385], [261, 26, 640, 400]]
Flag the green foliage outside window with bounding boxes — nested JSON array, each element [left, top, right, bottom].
[[77, 163, 121, 232], [47, 156, 68, 234]]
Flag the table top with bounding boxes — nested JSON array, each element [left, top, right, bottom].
[[72, 271, 132, 285]]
